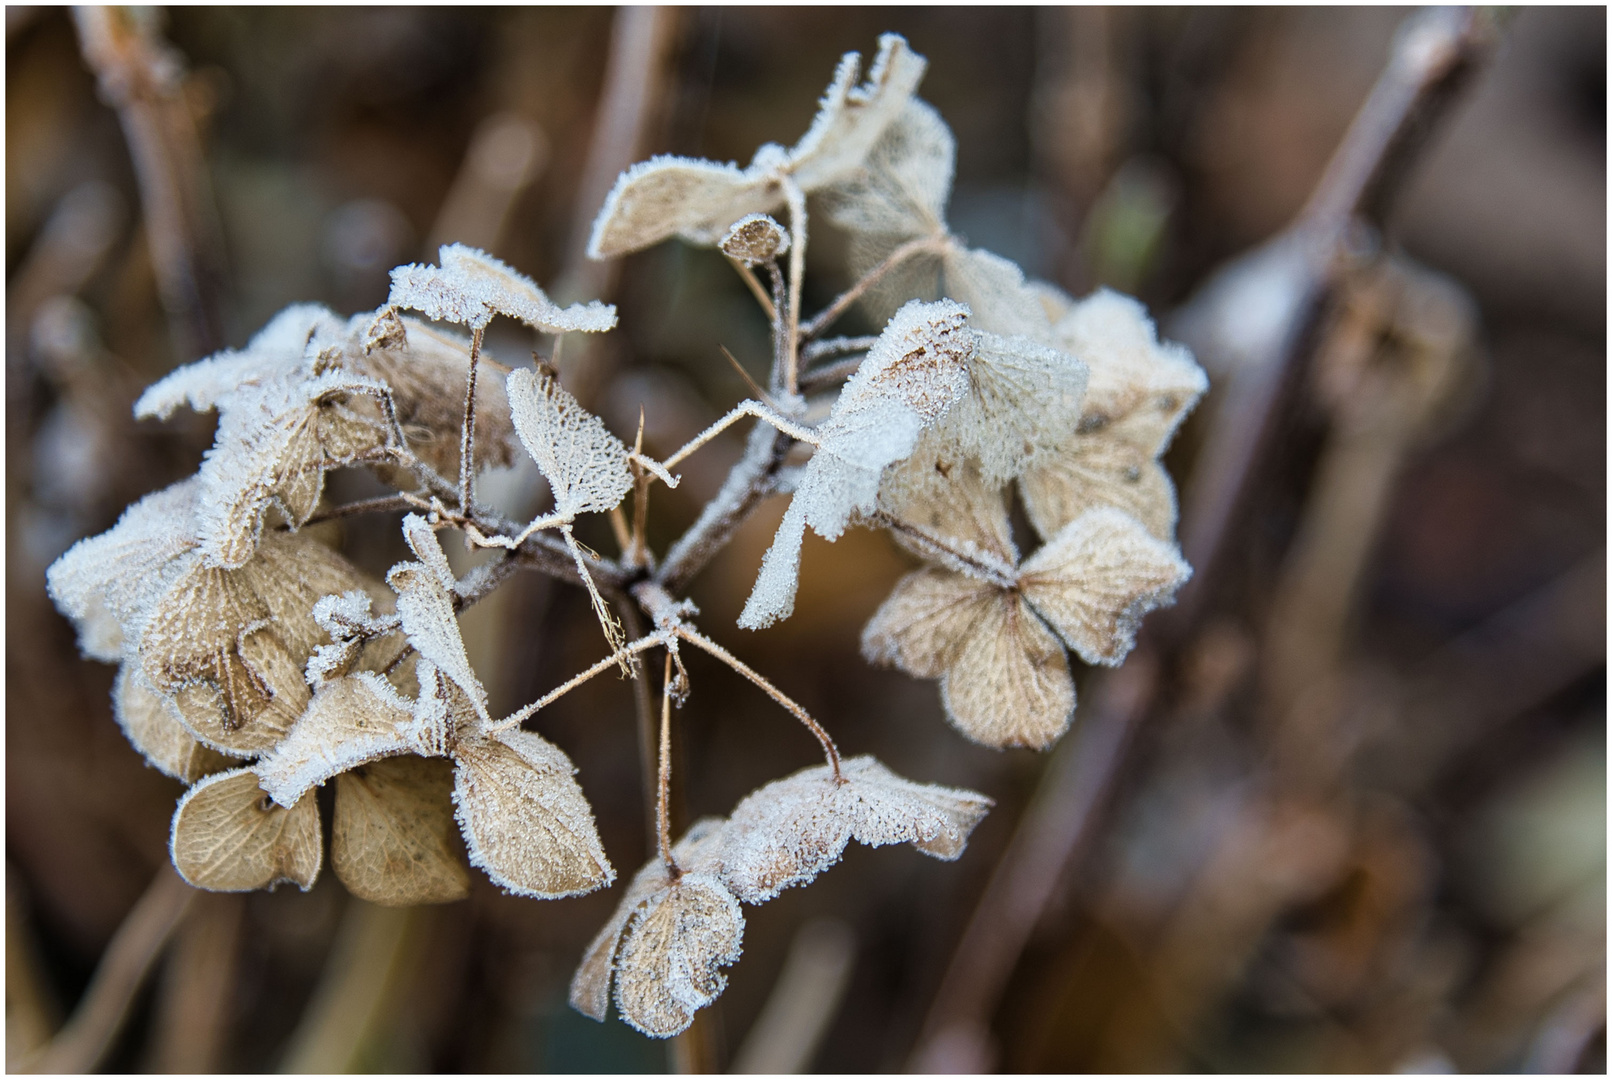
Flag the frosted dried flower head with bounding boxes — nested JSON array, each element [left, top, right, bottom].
[[389, 243, 616, 334], [865, 454, 1190, 748], [587, 34, 925, 258], [170, 766, 321, 892], [719, 213, 791, 265], [1020, 289, 1208, 541]]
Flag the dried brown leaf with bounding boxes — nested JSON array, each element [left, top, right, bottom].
[[333, 756, 469, 906], [170, 767, 322, 892]]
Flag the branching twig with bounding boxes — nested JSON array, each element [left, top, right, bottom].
[[799, 235, 944, 342], [491, 632, 667, 732]]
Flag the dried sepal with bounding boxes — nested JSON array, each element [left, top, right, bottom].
[[1020, 289, 1207, 541], [46, 478, 203, 662], [255, 673, 419, 807], [332, 755, 470, 906], [388, 543, 489, 725], [613, 871, 744, 1038], [113, 664, 232, 783], [739, 299, 973, 629], [859, 568, 1000, 680], [506, 368, 633, 519], [940, 590, 1075, 749], [451, 727, 614, 899], [170, 767, 321, 892], [877, 451, 1017, 571], [818, 98, 954, 241], [716, 756, 991, 903], [1018, 507, 1192, 667], [388, 243, 615, 333], [588, 34, 925, 258]]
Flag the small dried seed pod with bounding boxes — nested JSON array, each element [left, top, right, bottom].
[[719, 213, 790, 266]]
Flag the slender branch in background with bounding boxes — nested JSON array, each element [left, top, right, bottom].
[[145, 892, 243, 1073], [299, 494, 417, 526], [800, 235, 943, 342], [620, 604, 666, 862], [727, 256, 776, 320], [20, 865, 195, 1075], [907, 9, 1501, 1071], [72, 6, 228, 360], [781, 178, 807, 395]]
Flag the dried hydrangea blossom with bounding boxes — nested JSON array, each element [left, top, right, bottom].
[[739, 298, 973, 629], [113, 664, 233, 784], [864, 452, 1190, 748], [587, 34, 925, 258], [1019, 289, 1209, 541], [570, 757, 988, 1037], [389, 243, 616, 334], [170, 766, 322, 892]]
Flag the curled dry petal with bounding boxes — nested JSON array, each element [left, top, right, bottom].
[[1018, 507, 1192, 667], [332, 755, 470, 906], [506, 368, 633, 519], [255, 673, 418, 807], [389, 560, 489, 725], [612, 872, 744, 1038], [388, 243, 616, 333], [452, 727, 614, 899], [113, 664, 232, 784], [170, 767, 322, 892], [1021, 289, 1207, 541]]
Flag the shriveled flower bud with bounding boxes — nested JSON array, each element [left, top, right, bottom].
[[719, 213, 790, 265]]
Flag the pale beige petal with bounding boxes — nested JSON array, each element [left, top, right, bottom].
[[332, 756, 469, 906], [1019, 432, 1178, 541], [113, 664, 232, 783], [452, 729, 613, 899], [614, 872, 744, 1038], [940, 591, 1075, 749], [878, 444, 1017, 568], [506, 368, 633, 519], [170, 767, 322, 892], [256, 673, 418, 807], [861, 568, 1000, 680], [834, 755, 992, 859], [588, 155, 776, 258], [1018, 506, 1191, 666]]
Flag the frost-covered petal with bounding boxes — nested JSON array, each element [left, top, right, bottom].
[[113, 664, 232, 783], [1018, 506, 1191, 667], [818, 97, 954, 241], [506, 368, 633, 519], [332, 755, 470, 906], [1019, 433, 1179, 541], [614, 872, 744, 1038], [877, 448, 1017, 570], [451, 728, 613, 899], [46, 478, 202, 662], [941, 590, 1075, 749], [861, 568, 1000, 680], [389, 244, 616, 333], [170, 767, 322, 892], [255, 673, 419, 807], [785, 34, 928, 192], [388, 560, 489, 725], [588, 155, 776, 259], [134, 304, 345, 420], [831, 756, 990, 859]]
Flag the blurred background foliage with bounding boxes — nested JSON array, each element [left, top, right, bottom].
[[5, 6, 1604, 1073]]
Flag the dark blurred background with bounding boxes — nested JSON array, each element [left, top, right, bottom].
[[6, 6, 1604, 1073]]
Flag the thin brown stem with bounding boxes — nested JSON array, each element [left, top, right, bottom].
[[458, 326, 483, 513], [767, 260, 789, 393], [728, 256, 776, 320], [800, 234, 943, 342], [490, 632, 665, 731], [657, 422, 793, 593], [300, 494, 415, 526], [620, 605, 663, 856], [657, 652, 677, 871], [782, 178, 807, 395], [676, 627, 840, 780]]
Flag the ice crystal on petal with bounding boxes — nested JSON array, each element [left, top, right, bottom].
[[1020, 289, 1207, 541], [170, 767, 322, 892], [332, 755, 470, 906], [452, 727, 615, 899], [739, 300, 972, 629], [588, 35, 925, 258], [113, 664, 232, 783], [1018, 507, 1192, 666], [507, 368, 633, 519], [389, 244, 616, 333], [255, 673, 418, 807]]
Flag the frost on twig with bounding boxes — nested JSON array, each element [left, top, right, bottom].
[[864, 452, 1190, 748], [569, 757, 989, 1037], [389, 243, 616, 334], [739, 299, 973, 629], [587, 34, 926, 258], [1019, 289, 1208, 541]]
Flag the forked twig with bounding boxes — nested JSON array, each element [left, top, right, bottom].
[[661, 399, 819, 471]]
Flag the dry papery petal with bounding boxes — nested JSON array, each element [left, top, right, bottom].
[[1018, 506, 1191, 667], [170, 767, 321, 892], [941, 590, 1075, 749], [716, 756, 991, 903], [860, 568, 1001, 680], [818, 97, 954, 242], [333, 755, 470, 906], [739, 299, 973, 630], [571, 820, 726, 1023], [612, 872, 744, 1038], [113, 664, 233, 784], [388, 531, 490, 725], [143, 532, 376, 757], [351, 311, 516, 479], [46, 478, 203, 663], [452, 727, 613, 899], [389, 243, 615, 333], [587, 34, 925, 258], [506, 368, 633, 519], [255, 672, 419, 807], [877, 449, 1017, 572], [134, 303, 347, 421], [1022, 288, 1206, 542]]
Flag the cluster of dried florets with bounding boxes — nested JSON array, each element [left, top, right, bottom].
[[47, 33, 1204, 1038]]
